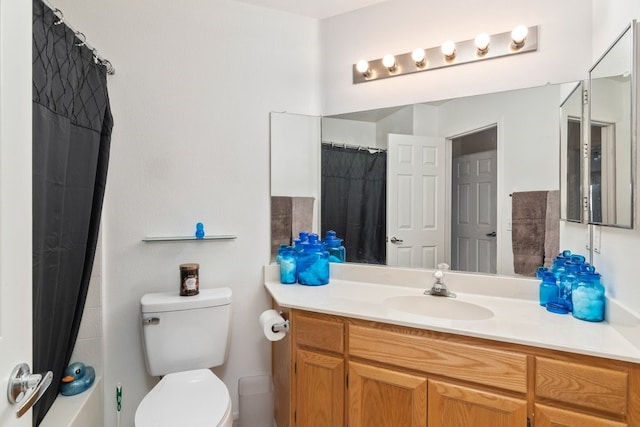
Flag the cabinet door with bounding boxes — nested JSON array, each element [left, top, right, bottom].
[[428, 379, 527, 427], [535, 404, 627, 427], [349, 361, 427, 427], [296, 349, 344, 427]]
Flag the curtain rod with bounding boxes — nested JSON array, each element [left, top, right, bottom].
[[40, 0, 115, 75], [321, 141, 387, 153]]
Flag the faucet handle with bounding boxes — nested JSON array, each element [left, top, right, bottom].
[[437, 263, 450, 271]]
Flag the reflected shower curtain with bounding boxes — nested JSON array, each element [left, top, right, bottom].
[[321, 144, 386, 264], [32, 1, 113, 424]]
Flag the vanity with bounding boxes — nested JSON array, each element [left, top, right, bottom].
[[264, 263, 640, 427]]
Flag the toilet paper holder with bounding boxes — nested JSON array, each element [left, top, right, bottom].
[[271, 312, 289, 334]]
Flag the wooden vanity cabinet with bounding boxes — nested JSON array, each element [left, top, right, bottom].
[[273, 308, 640, 427], [274, 309, 346, 427]]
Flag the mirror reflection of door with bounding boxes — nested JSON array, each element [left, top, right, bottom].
[[450, 126, 497, 274], [386, 134, 445, 268]]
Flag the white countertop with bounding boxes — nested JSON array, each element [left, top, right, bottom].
[[263, 263, 640, 364]]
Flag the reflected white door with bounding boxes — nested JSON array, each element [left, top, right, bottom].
[[451, 150, 497, 273], [0, 1, 33, 425], [387, 135, 445, 268]]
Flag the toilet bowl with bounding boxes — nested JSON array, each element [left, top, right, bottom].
[[135, 369, 232, 427]]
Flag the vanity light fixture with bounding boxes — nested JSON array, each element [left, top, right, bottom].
[[475, 33, 490, 55], [352, 25, 538, 84], [382, 54, 398, 72], [411, 48, 427, 67], [441, 40, 457, 60]]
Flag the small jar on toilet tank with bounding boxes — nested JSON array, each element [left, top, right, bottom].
[[179, 263, 199, 296]]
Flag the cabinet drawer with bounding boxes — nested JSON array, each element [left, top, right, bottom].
[[295, 311, 344, 354], [349, 324, 527, 393], [535, 357, 628, 416]]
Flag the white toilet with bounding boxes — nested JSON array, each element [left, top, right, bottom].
[[135, 288, 233, 427]]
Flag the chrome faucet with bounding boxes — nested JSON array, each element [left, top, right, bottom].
[[425, 263, 456, 297]]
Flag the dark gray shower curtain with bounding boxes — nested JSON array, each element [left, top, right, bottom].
[[321, 144, 386, 264], [32, 1, 113, 424]]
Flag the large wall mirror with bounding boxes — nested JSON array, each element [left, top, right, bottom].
[[271, 83, 576, 277], [587, 21, 636, 228]]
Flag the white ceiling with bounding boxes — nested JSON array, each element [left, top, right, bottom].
[[233, 0, 389, 19]]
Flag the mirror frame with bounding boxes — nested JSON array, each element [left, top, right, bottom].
[[586, 20, 637, 229], [560, 81, 586, 224]]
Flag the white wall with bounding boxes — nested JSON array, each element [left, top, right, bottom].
[[52, 1, 320, 426], [320, 0, 592, 115]]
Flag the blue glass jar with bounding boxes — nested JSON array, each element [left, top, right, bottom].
[[297, 233, 329, 286], [323, 230, 346, 263], [276, 243, 289, 264], [279, 246, 297, 284], [539, 273, 559, 306], [571, 273, 605, 322], [558, 261, 581, 312]]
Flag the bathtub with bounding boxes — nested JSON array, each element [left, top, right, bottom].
[[39, 376, 103, 427]]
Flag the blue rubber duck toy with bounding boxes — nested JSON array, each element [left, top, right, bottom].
[[60, 362, 95, 396]]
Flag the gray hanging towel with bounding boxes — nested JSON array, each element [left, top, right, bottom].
[[511, 191, 548, 276], [544, 190, 560, 267]]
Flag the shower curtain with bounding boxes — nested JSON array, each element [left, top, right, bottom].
[[32, 1, 113, 424], [321, 144, 386, 264]]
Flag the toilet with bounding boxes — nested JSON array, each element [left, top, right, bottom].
[[135, 288, 233, 427]]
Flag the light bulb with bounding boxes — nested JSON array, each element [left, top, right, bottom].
[[356, 59, 371, 77], [511, 25, 528, 47], [411, 48, 426, 67], [382, 54, 397, 72], [475, 33, 490, 54], [441, 40, 456, 59]]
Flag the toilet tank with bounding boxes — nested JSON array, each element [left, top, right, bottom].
[[140, 288, 232, 376]]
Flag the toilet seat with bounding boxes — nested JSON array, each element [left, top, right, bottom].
[[135, 369, 232, 427]]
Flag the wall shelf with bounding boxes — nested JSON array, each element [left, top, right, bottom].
[[142, 235, 237, 243]]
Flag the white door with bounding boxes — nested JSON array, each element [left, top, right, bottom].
[[0, 1, 34, 425], [451, 150, 497, 273], [387, 134, 446, 268]]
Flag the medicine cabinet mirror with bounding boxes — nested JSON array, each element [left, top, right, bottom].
[[560, 82, 585, 223], [587, 21, 636, 228]]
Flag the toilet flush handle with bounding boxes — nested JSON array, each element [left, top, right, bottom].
[[142, 317, 160, 325]]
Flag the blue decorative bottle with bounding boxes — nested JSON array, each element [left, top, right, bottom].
[[297, 233, 329, 286], [323, 230, 346, 263], [539, 272, 559, 306], [279, 246, 297, 284], [571, 273, 605, 322]]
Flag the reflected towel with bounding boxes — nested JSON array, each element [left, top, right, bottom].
[[271, 196, 292, 257], [271, 196, 315, 258], [511, 191, 548, 276], [544, 190, 560, 267], [291, 197, 315, 239]]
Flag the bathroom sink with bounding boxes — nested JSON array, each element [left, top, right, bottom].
[[383, 295, 494, 320]]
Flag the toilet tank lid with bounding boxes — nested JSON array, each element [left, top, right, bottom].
[[141, 288, 232, 313]]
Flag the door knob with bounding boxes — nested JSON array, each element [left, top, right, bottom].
[[390, 237, 404, 243], [7, 363, 53, 418], [486, 232, 497, 237]]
